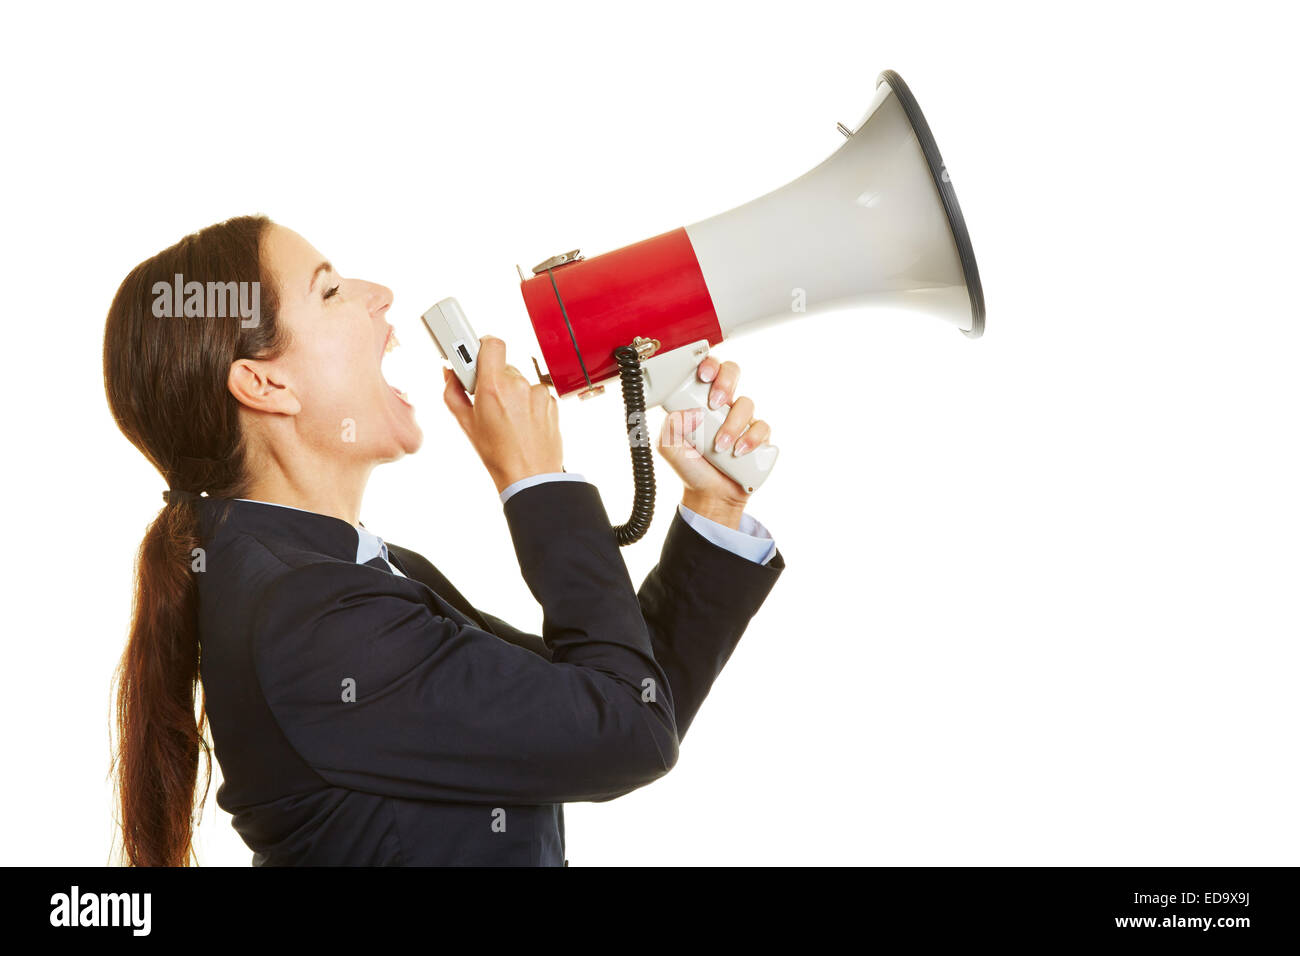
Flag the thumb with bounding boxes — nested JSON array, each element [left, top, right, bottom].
[[442, 367, 474, 433], [658, 407, 706, 459]]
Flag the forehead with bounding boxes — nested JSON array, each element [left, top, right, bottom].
[[264, 225, 328, 295]]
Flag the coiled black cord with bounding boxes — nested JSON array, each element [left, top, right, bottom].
[[611, 344, 655, 546]]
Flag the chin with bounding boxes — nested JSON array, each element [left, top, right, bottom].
[[374, 425, 423, 463], [390, 409, 424, 455], [400, 423, 424, 455]]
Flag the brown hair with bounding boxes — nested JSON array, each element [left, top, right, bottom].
[[103, 214, 290, 865]]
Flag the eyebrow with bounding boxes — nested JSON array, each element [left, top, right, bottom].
[[308, 261, 333, 294]]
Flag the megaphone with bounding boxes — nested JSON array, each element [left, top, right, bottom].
[[514, 70, 984, 542]]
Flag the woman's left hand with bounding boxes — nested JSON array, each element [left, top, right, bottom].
[[655, 356, 772, 516]]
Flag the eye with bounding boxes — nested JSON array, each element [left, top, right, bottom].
[[322, 284, 340, 301]]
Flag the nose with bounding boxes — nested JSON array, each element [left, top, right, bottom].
[[366, 281, 393, 317]]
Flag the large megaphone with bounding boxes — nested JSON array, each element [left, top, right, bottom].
[[515, 70, 984, 542]]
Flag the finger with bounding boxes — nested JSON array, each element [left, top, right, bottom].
[[443, 366, 474, 431], [474, 335, 507, 385], [707, 360, 740, 411], [531, 381, 556, 409], [713, 395, 754, 453], [697, 355, 720, 384], [732, 418, 770, 457]]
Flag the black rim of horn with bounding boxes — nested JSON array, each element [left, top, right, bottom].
[[876, 69, 986, 339]]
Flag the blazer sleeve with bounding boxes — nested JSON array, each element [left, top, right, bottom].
[[251, 481, 680, 806], [476, 609, 553, 661], [471, 505, 786, 743], [636, 507, 785, 740]]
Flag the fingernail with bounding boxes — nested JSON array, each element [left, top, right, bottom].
[[709, 388, 724, 410], [732, 440, 749, 457], [715, 432, 733, 452], [699, 364, 717, 383]]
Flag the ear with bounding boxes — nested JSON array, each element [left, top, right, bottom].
[[228, 358, 302, 415]]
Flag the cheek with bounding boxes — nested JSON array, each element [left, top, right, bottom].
[[293, 341, 379, 421]]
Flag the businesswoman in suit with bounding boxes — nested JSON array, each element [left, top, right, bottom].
[[105, 214, 784, 866]]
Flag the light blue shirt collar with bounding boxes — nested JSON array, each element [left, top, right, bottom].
[[233, 498, 393, 568]]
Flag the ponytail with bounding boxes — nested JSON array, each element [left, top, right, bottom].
[[112, 494, 209, 866], [103, 214, 287, 865]]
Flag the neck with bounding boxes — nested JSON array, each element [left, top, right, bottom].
[[241, 441, 373, 527]]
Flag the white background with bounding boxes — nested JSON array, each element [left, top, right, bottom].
[[1, 1, 1296, 866]]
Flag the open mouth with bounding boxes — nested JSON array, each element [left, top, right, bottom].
[[382, 326, 413, 406]]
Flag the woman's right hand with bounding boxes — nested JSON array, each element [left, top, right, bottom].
[[442, 335, 565, 494]]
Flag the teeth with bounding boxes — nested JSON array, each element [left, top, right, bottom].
[[385, 329, 400, 355], [399, 390, 410, 403]]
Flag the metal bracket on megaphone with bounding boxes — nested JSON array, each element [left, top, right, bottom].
[[527, 249, 609, 402], [638, 339, 780, 496]]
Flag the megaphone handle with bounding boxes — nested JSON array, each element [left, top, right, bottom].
[[661, 373, 780, 496]]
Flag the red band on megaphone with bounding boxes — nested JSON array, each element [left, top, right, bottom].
[[520, 227, 722, 397]]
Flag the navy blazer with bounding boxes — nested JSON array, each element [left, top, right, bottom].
[[195, 480, 784, 865]]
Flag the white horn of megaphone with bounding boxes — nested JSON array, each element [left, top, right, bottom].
[[518, 69, 985, 498]]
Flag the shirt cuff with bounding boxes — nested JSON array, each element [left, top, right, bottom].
[[676, 502, 778, 566], [499, 471, 588, 504]]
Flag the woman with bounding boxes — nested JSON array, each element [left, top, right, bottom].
[[105, 214, 784, 866]]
